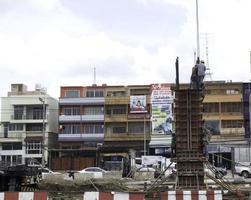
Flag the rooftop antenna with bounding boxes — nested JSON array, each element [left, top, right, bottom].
[[93, 67, 96, 85], [204, 33, 213, 80], [194, 49, 197, 64], [196, 0, 200, 63]]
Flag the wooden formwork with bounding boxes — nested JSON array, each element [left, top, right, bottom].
[[173, 89, 206, 190]]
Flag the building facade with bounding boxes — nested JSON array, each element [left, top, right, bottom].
[[102, 85, 151, 169], [202, 81, 245, 168], [0, 84, 58, 166], [56, 85, 105, 170]]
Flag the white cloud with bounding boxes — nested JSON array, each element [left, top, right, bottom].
[[0, 0, 250, 100]]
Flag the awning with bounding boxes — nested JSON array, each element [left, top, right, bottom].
[[149, 135, 171, 148], [207, 144, 231, 153]]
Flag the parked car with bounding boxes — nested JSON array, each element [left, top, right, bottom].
[[235, 162, 251, 178], [39, 167, 61, 179], [77, 167, 108, 179], [138, 167, 156, 172]]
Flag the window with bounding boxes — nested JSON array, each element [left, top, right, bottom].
[[95, 91, 104, 97], [9, 124, 23, 131], [221, 102, 242, 113], [113, 106, 126, 115], [14, 105, 24, 120], [32, 108, 43, 119], [226, 89, 239, 94], [130, 89, 149, 95], [2, 142, 22, 150], [86, 90, 104, 97], [203, 103, 219, 113], [86, 90, 94, 97], [204, 120, 220, 135], [84, 107, 103, 115], [222, 120, 243, 128], [64, 107, 80, 115], [113, 126, 126, 134], [113, 91, 126, 96], [26, 141, 42, 154], [105, 106, 126, 115], [4, 123, 8, 138], [62, 124, 80, 134], [84, 124, 103, 134], [128, 122, 150, 134], [1, 155, 22, 165], [26, 124, 43, 131], [129, 123, 144, 133], [65, 90, 80, 98]]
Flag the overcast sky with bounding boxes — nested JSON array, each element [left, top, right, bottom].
[[0, 0, 251, 98]]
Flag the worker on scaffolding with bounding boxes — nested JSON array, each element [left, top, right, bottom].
[[190, 60, 206, 90]]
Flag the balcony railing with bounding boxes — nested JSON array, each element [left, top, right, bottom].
[[220, 127, 244, 135], [59, 115, 104, 122], [11, 114, 47, 120], [59, 97, 104, 105], [105, 132, 150, 140], [105, 95, 151, 105], [58, 133, 104, 142]]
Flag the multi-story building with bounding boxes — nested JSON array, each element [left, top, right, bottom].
[[0, 84, 58, 166], [202, 81, 244, 168], [103, 85, 151, 169], [56, 85, 105, 170]]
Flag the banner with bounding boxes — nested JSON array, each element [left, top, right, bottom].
[[151, 84, 173, 134], [130, 95, 147, 113]]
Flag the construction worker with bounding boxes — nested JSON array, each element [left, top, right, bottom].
[[197, 60, 206, 89], [190, 60, 206, 89]]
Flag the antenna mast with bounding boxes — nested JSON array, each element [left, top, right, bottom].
[[94, 67, 96, 85], [196, 0, 200, 62]]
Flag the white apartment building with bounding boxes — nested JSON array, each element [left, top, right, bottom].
[[0, 84, 58, 166]]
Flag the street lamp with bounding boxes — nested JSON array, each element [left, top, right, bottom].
[[144, 115, 146, 156], [39, 97, 46, 167]]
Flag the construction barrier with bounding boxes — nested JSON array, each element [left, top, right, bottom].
[[160, 190, 222, 200], [83, 192, 144, 200], [0, 192, 47, 200], [84, 190, 222, 200]]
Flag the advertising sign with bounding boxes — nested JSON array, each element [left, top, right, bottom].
[[151, 84, 173, 134], [130, 95, 147, 113]]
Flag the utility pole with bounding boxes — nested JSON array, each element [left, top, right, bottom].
[[144, 115, 146, 156], [196, 0, 200, 61], [39, 97, 46, 167]]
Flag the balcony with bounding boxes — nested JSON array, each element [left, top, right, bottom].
[[11, 114, 47, 123], [58, 133, 104, 142], [59, 97, 104, 105], [105, 132, 150, 141], [105, 95, 151, 105], [105, 114, 127, 122], [0, 150, 25, 156], [220, 127, 244, 135], [204, 94, 242, 103], [59, 115, 104, 122]]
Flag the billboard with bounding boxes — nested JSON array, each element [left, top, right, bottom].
[[130, 95, 147, 113], [151, 84, 173, 134]]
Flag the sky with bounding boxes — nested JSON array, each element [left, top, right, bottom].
[[0, 0, 251, 98]]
